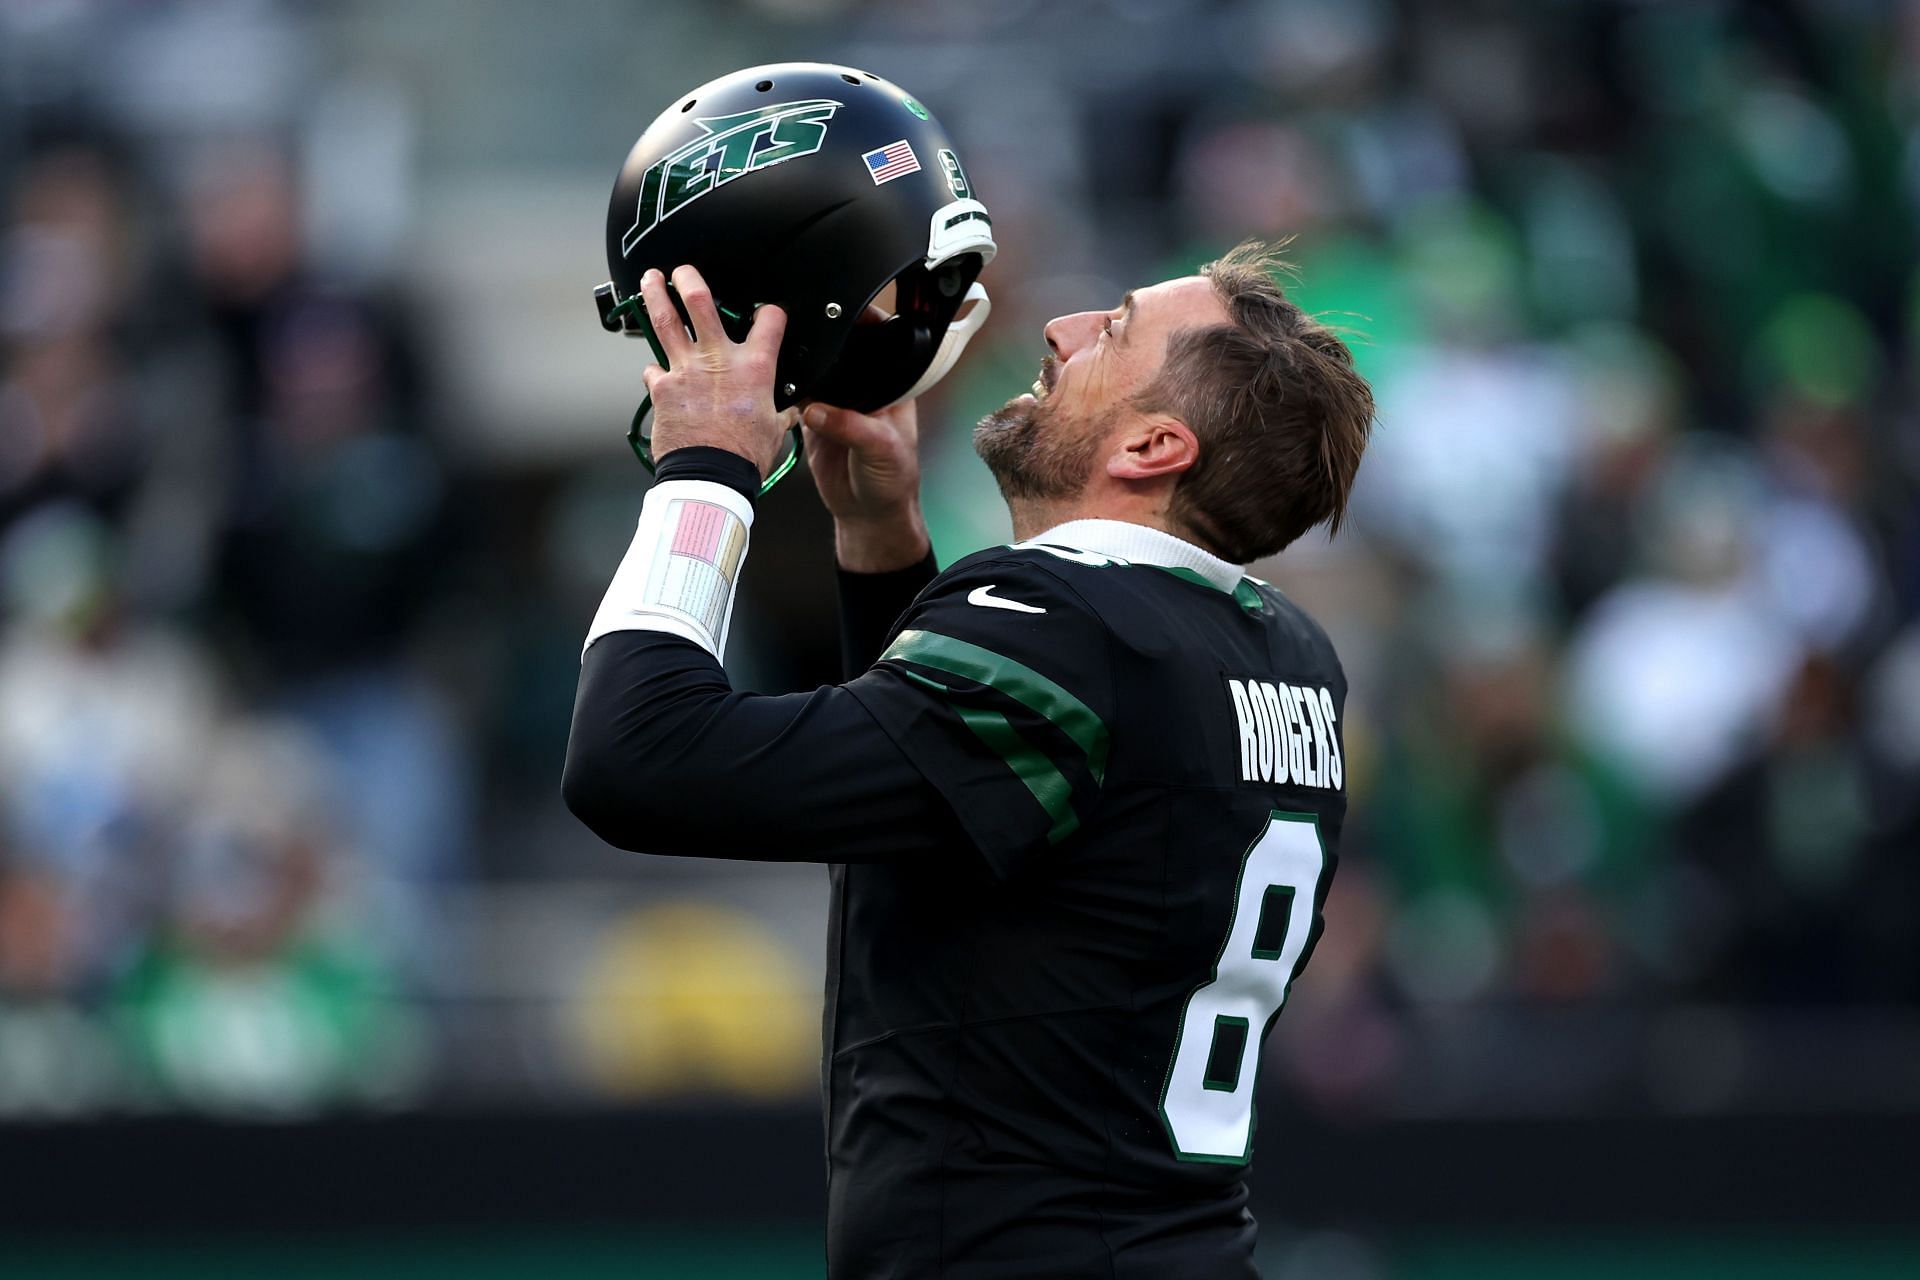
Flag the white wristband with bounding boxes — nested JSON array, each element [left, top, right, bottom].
[[584, 479, 754, 659]]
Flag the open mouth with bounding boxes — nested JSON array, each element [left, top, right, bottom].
[[1034, 354, 1059, 399]]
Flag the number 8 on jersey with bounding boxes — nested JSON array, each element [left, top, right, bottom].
[[1159, 810, 1330, 1163]]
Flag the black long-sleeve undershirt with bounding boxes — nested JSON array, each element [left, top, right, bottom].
[[835, 550, 938, 678]]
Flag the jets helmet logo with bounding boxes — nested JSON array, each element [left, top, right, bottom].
[[622, 99, 843, 255]]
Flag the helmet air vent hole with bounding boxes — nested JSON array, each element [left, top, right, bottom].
[[681, 99, 696, 112], [841, 73, 860, 85], [756, 79, 774, 91]]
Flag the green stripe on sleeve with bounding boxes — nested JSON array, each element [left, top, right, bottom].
[[881, 629, 1110, 781], [954, 706, 1081, 844], [890, 666, 1085, 844]]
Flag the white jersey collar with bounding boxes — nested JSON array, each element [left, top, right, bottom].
[[1016, 518, 1243, 593]]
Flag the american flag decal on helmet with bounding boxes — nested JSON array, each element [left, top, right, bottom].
[[862, 140, 921, 185]]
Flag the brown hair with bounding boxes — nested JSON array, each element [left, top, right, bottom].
[[1134, 240, 1374, 563]]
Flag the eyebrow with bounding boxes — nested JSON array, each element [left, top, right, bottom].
[[1113, 290, 1135, 344]]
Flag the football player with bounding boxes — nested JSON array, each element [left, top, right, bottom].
[[567, 63, 1375, 1280]]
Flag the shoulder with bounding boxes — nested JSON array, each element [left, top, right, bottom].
[[911, 544, 1111, 626], [1245, 575, 1347, 694], [849, 547, 1122, 874], [873, 545, 1120, 716]]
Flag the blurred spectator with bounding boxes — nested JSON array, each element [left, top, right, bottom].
[[0, 504, 216, 986], [1354, 199, 1588, 598], [113, 718, 421, 1116], [0, 848, 120, 1116], [0, 145, 150, 534], [1563, 441, 1803, 806], [183, 143, 471, 973], [1370, 606, 1654, 1007]]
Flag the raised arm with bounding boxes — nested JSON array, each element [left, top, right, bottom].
[[836, 552, 940, 681], [561, 436, 963, 863], [802, 374, 939, 678], [563, 628, 956, 863], [563, 266, 959, 864]]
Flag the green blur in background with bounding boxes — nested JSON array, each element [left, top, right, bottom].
[[1, 0, 1917, 1271]]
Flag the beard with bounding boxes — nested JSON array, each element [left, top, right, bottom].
[[973, 355, 1104, 502]]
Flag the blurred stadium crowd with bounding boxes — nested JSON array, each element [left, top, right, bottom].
[[0, 0, 1916, 1123]]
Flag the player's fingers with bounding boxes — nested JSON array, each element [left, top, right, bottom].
[[746, 302, 787, 360], [802, 403, 882, 450], [671, 264, 725, 348], [638, 269, 690, 364], [642, 363, 665, 395]]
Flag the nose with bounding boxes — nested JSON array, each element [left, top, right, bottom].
[[1044, 310, 1107, 361]]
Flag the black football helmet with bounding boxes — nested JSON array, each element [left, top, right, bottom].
[[594, 62, 996, 490]]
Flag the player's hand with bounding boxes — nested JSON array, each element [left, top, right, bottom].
[[641, 264, 797, 478], [802, 372, 931, 573]]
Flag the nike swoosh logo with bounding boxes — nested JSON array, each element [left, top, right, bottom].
[[967, 585, 1047, 614]]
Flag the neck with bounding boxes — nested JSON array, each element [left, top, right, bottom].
[[1006, 493, 1187, 546], [1007, 499, 1077, 543]]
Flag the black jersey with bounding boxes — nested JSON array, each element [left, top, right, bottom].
[[565, 500, 1349, 1280], [822, 541, 1347, 1278]]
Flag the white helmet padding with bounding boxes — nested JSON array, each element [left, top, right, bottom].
[[887, 283, 990, 408]]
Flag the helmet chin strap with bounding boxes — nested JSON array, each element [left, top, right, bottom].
[[885, 283, 991, 408]]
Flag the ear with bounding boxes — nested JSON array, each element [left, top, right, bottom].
[[1107, 415, 1198, 482]]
